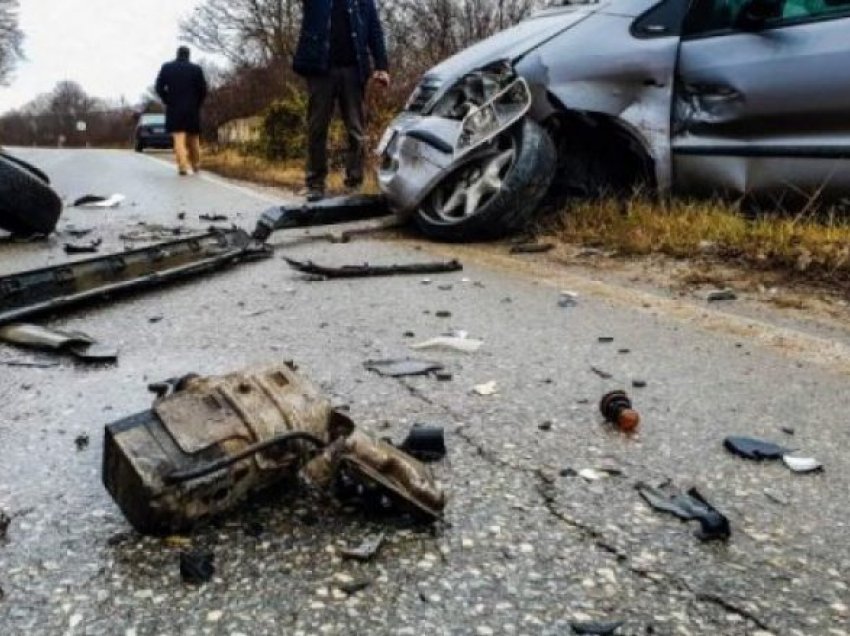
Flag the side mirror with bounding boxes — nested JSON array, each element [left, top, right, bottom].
[[735, 0, 783, 30]]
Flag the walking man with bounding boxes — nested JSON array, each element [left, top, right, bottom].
[[155, 46, 208, 176], [293, 0, 389, 201]]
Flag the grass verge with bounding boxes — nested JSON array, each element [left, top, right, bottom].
[[200, 145, 378, 195], [544, 197, 850, 285]]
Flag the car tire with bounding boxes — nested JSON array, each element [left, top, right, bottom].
[[0, 153, 63, 235], [414, 118, 556, 242]]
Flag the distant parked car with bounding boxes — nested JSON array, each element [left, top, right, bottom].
[[134, 113, 171, 152], [378, 0, 850, 240]]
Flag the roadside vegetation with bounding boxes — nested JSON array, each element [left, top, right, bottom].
[[546, 197, 850, 285]]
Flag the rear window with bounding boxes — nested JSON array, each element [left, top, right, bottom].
[[140, 114, 165, 125]]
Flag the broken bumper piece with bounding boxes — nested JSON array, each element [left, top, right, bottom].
[[252, 194, 390, 242], [103, 362, 445, 535], [0, 229, 270, 326]]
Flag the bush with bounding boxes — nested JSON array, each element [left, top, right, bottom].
[[259, 88, 308, 160]]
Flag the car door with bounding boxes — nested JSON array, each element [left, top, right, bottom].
[[671, 0, 850, 205]]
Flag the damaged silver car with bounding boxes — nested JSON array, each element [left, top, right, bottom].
[[378, 0, 850, 240]]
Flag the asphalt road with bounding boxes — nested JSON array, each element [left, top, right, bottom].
[[1, 149, 848, 636]]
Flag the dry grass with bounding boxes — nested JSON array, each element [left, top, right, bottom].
[[200, 145, 379, 195], [545, 197, 850, 283]]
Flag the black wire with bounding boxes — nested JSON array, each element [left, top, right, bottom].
[[164, 431, 327, 484]]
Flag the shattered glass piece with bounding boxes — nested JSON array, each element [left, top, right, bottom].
[[364, 359, 444, 378], [637, 484, 730, 541], [399, 424, 446, 462], [570, 620, 623, 635], [723, 436, 790, 460], [341, 533, 385, 561], [179, 549, 215, 584], [410, 336, 483, 353], [473, 381, 498, 396], [782, 455, 823, 473], [578, 468, 610, 481]]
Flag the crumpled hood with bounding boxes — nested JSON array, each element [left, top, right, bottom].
[[422, 6, 594, 86]]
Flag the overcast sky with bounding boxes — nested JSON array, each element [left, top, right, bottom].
[[0, 0, 208, 113]]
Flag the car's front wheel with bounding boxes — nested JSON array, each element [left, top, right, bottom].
[[415, 118, 556, 242]]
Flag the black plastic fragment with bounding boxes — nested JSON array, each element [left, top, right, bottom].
[[179, 549, 215, 584], [364, 359, 443, 378], [64, 238, 102, 254], [570, 620, 624, 635], [398, 424, 446, 462], [637, 484, 730, 541], [723, 436, 790, 460], [73, 195, 108, 207], [285, 257, 462, 279]]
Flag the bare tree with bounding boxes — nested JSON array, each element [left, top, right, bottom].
[[0, 0, 23, 85], [180, 0, 301, 66]]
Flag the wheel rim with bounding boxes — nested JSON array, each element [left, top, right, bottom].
[[422, 137, 516, 224]]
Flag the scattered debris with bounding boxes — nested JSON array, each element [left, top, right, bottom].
[[0, 324, 117, 363], [64, 225, 94, 237], [590, 366, 613, 379], [782, 455, 823, 473], [763, 489, 789, 506], [723, 436, 789, 460], [410, 336, 483, 353], [435, 310, 452, 318], [118, 224, 193, 242], [179, 549, 215, 584], [74, 434, 90, 451], [63, 238, 102, 254], [558, 291, 579, 308], [364, 359, 444, 378], [199, 213, 228, 222], [0, 229, 270, 326], [538, 421, 552, 431], [510, 242, 554, 254], [600, 390, 640, 432], [570, 620, 624, 635], [398, 424, 446, 462], [435, 371, 453, 381], [598, 336, 614, 343], [148, 315, 164, 324], [1, 359, 60, 368], [706, 288, 737, 302], [103, 362, 446, 534], [0, 509, 10, 540], [284, 257, 462, 279], [578, 468, 613, 481], [617, 348, 630, 354], [338, 577, 373, 595], [631, 379, 647, 389], [341, 533, 385, 562], [73, 194, 126, 208], [781, 426, 795, 436], [637, 484, 730, 541], [473, 381, 498, 396]]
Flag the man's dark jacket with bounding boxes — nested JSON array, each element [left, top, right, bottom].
[[155, 60, 208, 134], [293, 0, 388, 85]]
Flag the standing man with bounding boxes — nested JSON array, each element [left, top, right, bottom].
[[155, 46, 208, 176], [293, 0, 389, 201]]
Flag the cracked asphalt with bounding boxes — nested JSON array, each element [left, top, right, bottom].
[[1, 148, 849, 636]]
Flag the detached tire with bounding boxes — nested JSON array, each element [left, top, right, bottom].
[[415, 118, 556, 242], [0, 153, 63, 235]]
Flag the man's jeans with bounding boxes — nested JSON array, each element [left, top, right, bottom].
[[306, 66, 365, 190]]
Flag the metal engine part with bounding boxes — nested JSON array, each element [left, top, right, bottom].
[[103, 362, 445, 535]]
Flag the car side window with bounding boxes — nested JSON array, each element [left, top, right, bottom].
[[683, 0, 850, 35]]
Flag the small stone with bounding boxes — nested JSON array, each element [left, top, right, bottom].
[[518, 543, 534, 554], [632, 380, 647, 388], [476, 627, 494, 635], [403, 331, 415, 338], [538, 421, 552, 431], [435, 310, 451, 318], [206, 610, 223, 623], [598, 336, 614, 343], [74, 434, 89, 451]]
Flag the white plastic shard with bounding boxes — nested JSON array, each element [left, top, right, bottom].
[[410, 336, 483, 353], [472, 380, 498, 396], [79, 194, 126, 209], [782, 455, 823, 473]]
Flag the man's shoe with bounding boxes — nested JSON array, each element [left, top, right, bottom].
[[178, 169, 188, 176], [306, 187, 325, 202]]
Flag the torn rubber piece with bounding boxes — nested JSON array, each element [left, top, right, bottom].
[[285, 257, 462, 279], [723, 436, 790, 460], [73, 194, 125, 208], [570, 620, 623, 635], [364, 359, 444, 378], [179, 549, 215, 584], [782, 455, 823, 473], [398, 424, 446, 462], [637, 484, 730, 541], [252, 194, 390, 241]]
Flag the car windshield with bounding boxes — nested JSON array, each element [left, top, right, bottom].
[[140, 114, 165, 125]]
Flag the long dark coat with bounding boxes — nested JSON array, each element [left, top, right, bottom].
[[293, 0, 388, 86], [155, 60, 208, 134]]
